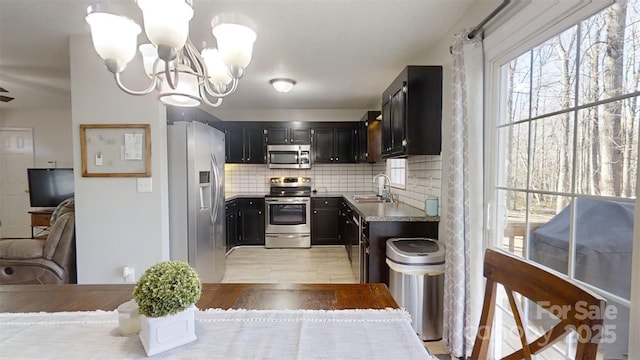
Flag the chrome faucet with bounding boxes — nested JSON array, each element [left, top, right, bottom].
[[372, 173, 392, 202]]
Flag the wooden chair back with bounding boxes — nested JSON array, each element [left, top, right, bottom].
[[471, 249, 607, 360]]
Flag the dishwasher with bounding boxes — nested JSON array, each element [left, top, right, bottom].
[[357, 216, 369, 284]]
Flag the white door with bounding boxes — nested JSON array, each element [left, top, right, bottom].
[[0, 128, 34, 238]]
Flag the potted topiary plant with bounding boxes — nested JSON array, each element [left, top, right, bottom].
[[133, 261, 202, 356]]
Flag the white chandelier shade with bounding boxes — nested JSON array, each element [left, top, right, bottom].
[[85, 0, 256, 108], [212, 23, 257, 77], [201, 48, 233, 88], [137, 0, 193, 50], [85, 11, 141, 72]]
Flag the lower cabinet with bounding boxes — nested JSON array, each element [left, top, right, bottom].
[[237, 198, 265, 246], [226, 198, 265, 249], [311, 197, 342, 245], [340, 201, 359, 263], [225, 200, 238, 252]]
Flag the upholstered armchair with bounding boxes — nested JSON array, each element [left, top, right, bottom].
[[0, 199, 76, 284]]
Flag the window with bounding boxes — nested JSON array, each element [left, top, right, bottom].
[[488, 1, 638, 358], [386, 158, 406, 189]]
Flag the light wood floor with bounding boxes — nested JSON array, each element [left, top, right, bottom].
[[222, 246, 358, 284]]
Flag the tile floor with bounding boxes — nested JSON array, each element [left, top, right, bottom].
[[222, 246, 450, 357], [222, 246, 358, 284]]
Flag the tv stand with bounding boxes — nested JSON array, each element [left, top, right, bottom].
[[28, 209, 54, 239]]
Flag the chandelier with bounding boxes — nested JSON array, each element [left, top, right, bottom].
[[85, 0, 256, 108]]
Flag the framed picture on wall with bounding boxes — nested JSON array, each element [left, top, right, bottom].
[[80, 124, 151, 177]]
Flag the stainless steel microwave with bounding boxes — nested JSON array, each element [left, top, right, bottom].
[[267, 145, 311, 169]]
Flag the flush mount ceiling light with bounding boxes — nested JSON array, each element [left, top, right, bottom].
[[85, 0, 256, 108], [270, 78, 296, 93]]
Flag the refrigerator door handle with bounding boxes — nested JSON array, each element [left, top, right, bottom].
[[210, 153, 221, 224]]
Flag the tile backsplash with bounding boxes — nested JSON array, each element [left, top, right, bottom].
[[225, 155, 442, 212], [225, 163, 376, 194]]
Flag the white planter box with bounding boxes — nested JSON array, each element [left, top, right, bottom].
[[139, 305, 197, 356]]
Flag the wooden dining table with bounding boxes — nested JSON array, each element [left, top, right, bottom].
[[0, 283, 399, 312], [1, 283, 436, 359]]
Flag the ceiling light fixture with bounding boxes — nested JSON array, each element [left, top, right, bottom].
[[270, 78, 296, 93], [85, 0, 256, 108]]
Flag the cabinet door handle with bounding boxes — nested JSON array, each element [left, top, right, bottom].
[[314, 210, 317, 214], [324, 201, 328, 205], [330, 157, 333, 161], [258, 211, 262, 215], [336, 157, 339, 161]]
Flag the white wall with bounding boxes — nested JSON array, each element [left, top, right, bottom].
[[0, 108, 73, 168], [69, 35, 170, 284]]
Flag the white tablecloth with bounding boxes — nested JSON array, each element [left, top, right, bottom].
[[0, 308, 432, 359]]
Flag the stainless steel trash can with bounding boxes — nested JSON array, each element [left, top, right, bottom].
[[386, 238, 445, 341]]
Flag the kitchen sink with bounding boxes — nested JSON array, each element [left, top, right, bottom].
[[352, 194, 391, 203]]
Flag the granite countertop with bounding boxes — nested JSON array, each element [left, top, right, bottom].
[[341, 194, 438, 223], [225, 193, 267, 201], [225, 192, 439, 223]]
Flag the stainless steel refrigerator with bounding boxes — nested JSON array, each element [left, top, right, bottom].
[[167, 121, 225, 283]]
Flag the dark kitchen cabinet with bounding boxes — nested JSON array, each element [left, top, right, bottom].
[[339, 200, 359, 263], [266, 127, 311, 145], [358, 111, 382, 163], [225, 126, 265, 164], [225, 200, 238, 251], [312, 125, 358, 163], [237, 198, 265, 246], [311, 197, 342, 245], [381, 66, 442, 158]]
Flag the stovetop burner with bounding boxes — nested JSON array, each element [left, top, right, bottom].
[[269, 177, 311, 196]]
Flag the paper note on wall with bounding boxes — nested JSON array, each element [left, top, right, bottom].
[[124, 133, 143, 160]]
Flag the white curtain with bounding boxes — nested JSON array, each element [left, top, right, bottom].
[[442, 31, 485, 359]]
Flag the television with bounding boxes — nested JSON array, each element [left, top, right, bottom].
[[27, 168, 75, 208]]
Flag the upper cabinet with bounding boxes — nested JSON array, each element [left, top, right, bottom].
[[381, 66, 442, 158], [224, 125, 266, 164], [266, 126, 311, 145], [358, 111, 382, 163], [312, 125, 359, 163]]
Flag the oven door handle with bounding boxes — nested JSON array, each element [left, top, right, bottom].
[[266, 234, 311, 238], [265, 198, 310, 203]]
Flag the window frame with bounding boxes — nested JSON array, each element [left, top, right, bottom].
[[483, 0, 638, 357], [386, 158, 406, 189]]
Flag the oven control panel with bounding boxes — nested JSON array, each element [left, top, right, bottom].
[[269, 177, 311, 186]]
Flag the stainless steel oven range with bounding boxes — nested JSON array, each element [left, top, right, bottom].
[[265, 176, 311, 248]]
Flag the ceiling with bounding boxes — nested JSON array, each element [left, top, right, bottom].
[[0, 0, 479, 116]]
